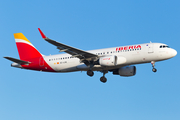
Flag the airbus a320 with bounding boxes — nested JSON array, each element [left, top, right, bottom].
[[4, 28, 177, 83]]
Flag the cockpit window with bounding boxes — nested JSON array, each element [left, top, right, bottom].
[[160, 45, 170, 48]]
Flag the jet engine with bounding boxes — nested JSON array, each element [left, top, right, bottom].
[[99, 56, 126, 66], [113, 66, 136, 76], [99, 56, 116, 66]]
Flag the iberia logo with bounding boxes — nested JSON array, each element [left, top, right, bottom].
[[116, 45, 141, 51]]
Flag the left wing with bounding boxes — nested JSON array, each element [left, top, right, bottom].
[[38, 28, 98, 61]]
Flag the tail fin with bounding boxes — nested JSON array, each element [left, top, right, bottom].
[[14, 33, 42, 61]]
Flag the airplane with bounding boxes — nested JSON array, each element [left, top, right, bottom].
[[4, 28, 177, 83]]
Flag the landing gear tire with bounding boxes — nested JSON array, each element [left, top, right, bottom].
[[87, 70, 94, 77], [152, 68, 157, 72], [100, 77, 107, 83]]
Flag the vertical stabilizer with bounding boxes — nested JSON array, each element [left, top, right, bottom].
[[14, 33, 42, 61]]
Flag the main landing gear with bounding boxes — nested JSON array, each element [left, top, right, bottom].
[[151, 61, 157, 72], [87, 70, 94, 77], [100, 70, 108, 83], [87, 63, 94, 77], [87, 70, 108, 83]]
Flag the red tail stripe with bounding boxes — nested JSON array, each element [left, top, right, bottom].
[[16, 42, 42, 61]]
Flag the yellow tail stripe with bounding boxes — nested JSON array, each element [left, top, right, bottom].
[[14, 33, 31, 44]]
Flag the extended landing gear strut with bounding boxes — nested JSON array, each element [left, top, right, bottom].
[[87, 63, 94, 77], [151, 61, 157, 72], [100, 70, 108, 83]]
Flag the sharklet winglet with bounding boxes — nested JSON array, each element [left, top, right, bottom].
[[38, 28, 47, 39]]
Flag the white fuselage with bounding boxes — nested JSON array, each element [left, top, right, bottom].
[[42, 43, 177, 72]]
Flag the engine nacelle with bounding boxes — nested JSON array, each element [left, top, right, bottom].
[[99, 56, 116, 66], [113, 66, 136, 77], [99, 55, 126, 66]]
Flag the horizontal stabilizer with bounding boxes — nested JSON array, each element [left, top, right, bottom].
[[4, 57, 30, 65]]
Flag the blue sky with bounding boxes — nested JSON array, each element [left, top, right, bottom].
[[0, 0, 180, 120]]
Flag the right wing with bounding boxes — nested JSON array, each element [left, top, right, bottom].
[[38, 28, 98, 61]]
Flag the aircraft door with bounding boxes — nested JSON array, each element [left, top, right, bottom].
[[148, 44, 154, 53], [39, 57, 44, 67]]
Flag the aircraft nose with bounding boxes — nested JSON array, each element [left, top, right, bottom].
[[171, 49, 177, 57]]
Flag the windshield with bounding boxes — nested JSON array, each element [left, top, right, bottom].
[[160, 45, 170, 48]]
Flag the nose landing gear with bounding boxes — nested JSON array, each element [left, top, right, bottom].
[[152, 68, 157, 72], [151, 61, 157, 72]]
